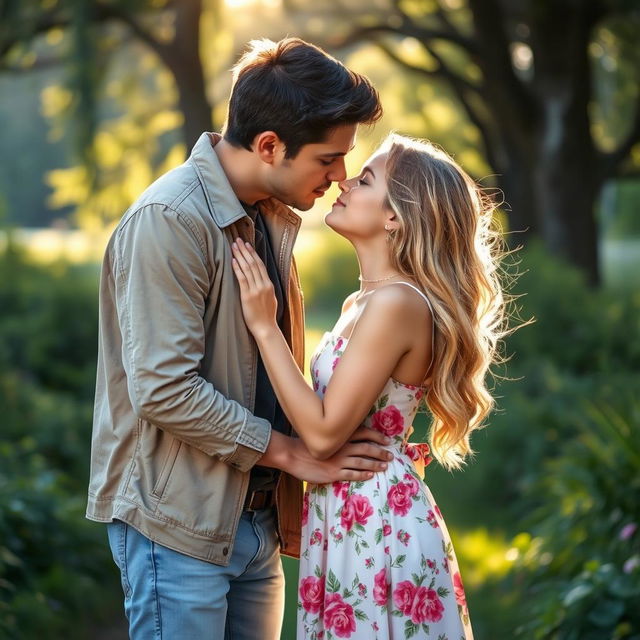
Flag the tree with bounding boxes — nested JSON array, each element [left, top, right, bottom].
[[285, 0, 640, 284], [0, 0, 214, 152]]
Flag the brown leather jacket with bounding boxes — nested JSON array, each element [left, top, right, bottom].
[[86, 132, 303, 564]]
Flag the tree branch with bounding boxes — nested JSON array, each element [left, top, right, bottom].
[[331, 13, 479, 55], [374, 40, 500, 172]]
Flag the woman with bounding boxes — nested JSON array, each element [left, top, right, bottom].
[[232, 133, 506, 639]]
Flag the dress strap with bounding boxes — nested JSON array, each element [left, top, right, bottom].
[[394, 282, 436, 378]]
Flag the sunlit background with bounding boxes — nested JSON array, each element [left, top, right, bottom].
[[1, 0, 639, 638]]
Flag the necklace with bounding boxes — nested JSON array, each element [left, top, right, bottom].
[[358, 273, 401, 284]]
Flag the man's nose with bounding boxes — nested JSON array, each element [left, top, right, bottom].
[[327, 158, 347, 183]]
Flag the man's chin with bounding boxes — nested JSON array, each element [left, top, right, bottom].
[[289, 198, 315, 212]]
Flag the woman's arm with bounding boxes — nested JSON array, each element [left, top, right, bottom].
[[232, 240, 420, 459]]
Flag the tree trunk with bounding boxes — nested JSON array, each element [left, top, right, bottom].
[[153, 0, 213, 152], [529, 0, 601, 284]]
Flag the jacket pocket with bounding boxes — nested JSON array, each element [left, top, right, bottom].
[[151, 437, 182, 499]]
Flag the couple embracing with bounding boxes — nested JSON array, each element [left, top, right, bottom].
[[88, 36, 503, 640]]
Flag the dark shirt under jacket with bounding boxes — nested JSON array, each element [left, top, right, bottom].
[[242, 204, 287, 494]]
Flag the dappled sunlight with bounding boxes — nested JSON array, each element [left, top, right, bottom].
[[451, 526, 518, 587]]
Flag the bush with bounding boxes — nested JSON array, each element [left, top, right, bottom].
[[0, 244, 121, 639], [509, 397, 640, 639]]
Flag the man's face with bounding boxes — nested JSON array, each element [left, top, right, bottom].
[[266, 124, 357, 211]]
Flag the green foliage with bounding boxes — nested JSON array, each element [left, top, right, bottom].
[[0, 245, 120, 639], [511, 398, 640, 639]]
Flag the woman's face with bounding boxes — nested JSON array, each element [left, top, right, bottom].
[[324, 152, 392, 240]]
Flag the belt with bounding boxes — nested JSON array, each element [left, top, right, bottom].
[[243, 488, 275, 512]]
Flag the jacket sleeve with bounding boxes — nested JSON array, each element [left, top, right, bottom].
[[113, 203, 270, 472]]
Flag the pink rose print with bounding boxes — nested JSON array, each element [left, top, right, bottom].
[[310, 529, 323, 546], [387, 482, 414, 517], [410, 586, 444, 624], [454, 572, 467, 610], [373, 568, 389, 606], [332, 358, 340, 371], [323, 593, 357, 638], [364, 557, 374, 569], [382, 520, 392, 537], [393, 580, 416, 615], [358, 583, 367, 597], [335, 337, 344, 351], [426, 509, 439, 528], [434, 504, 443, 519], [332, 481, 349, 500], [299, 575, 325, 614], [302, 492, 310, 526], [397, 529, 411, 546], [371, 405, 405, 437], [330, 526, 344, 543], [403, 473, 420, 497], [340, 494, 374, 531], [384, 545, 390, 555]]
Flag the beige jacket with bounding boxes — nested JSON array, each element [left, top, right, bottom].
[[86, 132, 304, 564]]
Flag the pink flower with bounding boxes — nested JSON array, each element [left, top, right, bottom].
[[426, 510, 439, 528], [403, 473, 420, 497], [335, 338, 344, 351], [299, 575, 325, 614], [340, 494, 374, 531], [434, 504, 442, 519], [624, 555, 640, 574], [387, 482, 414, 517], [371, 405, 405, 437], [393, 580, 416, 615], [453, 572, 467, 610], [373, 568, 389, 606], [302, 492, 310, 526], [382, 520, 392, 537], [310, 529, 323, 546], [358, 583, 367, 597], [323, 593, 356, 638], [397, 529, 411, 546], [620, 523, 638, 541], [332, 481, 349, 500], [332, 358, 340, 371], [365, 557, 374, 569], [410, 586, 444, 624]]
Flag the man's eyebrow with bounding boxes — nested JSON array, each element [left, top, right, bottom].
[[318, 145, 356, 158]]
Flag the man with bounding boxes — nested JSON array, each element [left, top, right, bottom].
[[86, 37, 390, 639]]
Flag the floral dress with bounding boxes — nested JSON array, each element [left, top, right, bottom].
[[297, 332, 473, 640]]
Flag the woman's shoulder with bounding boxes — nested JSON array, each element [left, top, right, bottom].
[[341, 290, 360, 313]]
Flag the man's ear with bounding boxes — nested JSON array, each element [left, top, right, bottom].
[[252, 131, 285, 165]]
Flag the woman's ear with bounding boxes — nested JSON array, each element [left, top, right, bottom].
[[384, 212, 401, 231], [252, 131, 285, 165]]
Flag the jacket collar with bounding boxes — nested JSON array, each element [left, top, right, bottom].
[[189, 132, 301, 230]]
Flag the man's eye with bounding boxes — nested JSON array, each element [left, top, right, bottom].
[[358, 178, 368, 186], [320, 159, 332, 166]]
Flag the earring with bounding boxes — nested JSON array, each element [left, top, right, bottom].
[[384, 224, 389, 231]]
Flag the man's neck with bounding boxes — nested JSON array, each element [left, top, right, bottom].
[[214, 138, 268, 205]]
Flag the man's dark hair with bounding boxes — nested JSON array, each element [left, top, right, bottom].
[[222, 38, 382, 158]]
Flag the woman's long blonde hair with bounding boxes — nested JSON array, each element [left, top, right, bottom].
[[383, 134, 508, 470]]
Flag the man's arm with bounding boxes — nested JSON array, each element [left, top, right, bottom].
[[260, 427, 393, 484], [114, 204, 270, 472]]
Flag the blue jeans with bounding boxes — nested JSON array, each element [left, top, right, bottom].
[[107, 509, 284, 640]]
